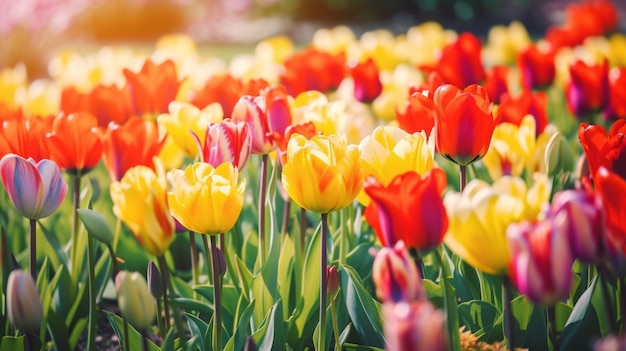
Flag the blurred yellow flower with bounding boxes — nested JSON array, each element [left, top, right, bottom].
[[292, 91, 346, 136], [348, 29, 403, 71], [157, 101, 223, 157], [0, 63, 27, 110], [255, 35, 295, 64], [483, 21, 531, 65], [481, 115, 536, 180], [406, 22, 456, 66], [168, 162, 245, 235], [16, 80, 60, 117], [443, 175, 550, 275], [110, 161, 175, 257], [371, 64, 423, 122], [358, 126, 435, 205], [282, 134, 363, 214], [312, 25, 357, 56], [609, 33, 626, 67]]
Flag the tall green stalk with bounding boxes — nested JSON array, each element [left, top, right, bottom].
[[210, 235, 223, 351], [319, 213, 329, 351]]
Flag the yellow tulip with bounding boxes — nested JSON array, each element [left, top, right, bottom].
[[157, 101, 223, 157], [481, 115, 535, 180], [358, 126, 434, 205], [482, 21, 531, 65], [168, 162, 245, 235], [110, 161, 175, 257], [282, 134, 363, 214], [443, 175, 550, 275]]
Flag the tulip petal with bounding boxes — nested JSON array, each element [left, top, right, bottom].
[[0, 155, 44, 219]]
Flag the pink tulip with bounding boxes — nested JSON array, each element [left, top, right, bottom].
[[7, 270, 44, 334], [383, 301, 447, 351], [0, 154, 68, 219], [372, 241, 424, 303], [507, 218, 574, 305], [231, 95, 275, 155], [194, 119, 252, 169]]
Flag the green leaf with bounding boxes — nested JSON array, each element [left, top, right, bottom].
[[224, 299, 256, 351], [436, 247, 461, 351], [342, 343, 385, 351], [278, 234, 295, 320], [557, 277, 601, 351], [45, 308, 71, 351], [77, 208, 113, 245], [0, 336, 24, 351], [252, 300, 284, 351], [104, 311, 160, 351], [293, 222, 322, 344], [340, 264, 384, 348], [186, 313, 210, 351], [422, 279, 444, 310], [458, 300, 499, 337]]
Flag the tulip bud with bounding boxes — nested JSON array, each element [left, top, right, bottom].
[[383, 301, 447, 351], [544, 132, 575, 177], [372, 241, 424, 303], [507, 218, 574, 305], [116, 271, 156, 330], [7, 270, 44, 334], [550, 189, 607, 264], [243, 336, 258, 351], [147, 261, 163, 298], [214, 245, 227, 277], [326, 266, 339, 298]]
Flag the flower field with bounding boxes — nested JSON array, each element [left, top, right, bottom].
[[1, 0, 626, 350]]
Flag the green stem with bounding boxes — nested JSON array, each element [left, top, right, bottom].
[[620, 276, 626, 334], [112, 218, 122, 251], [281, 198, 291, 237], [319, 213, 329, 351], [157, 255, 171, 331], [329, 290, 341, 351], [70, 175, 81, 278], [300, 207, 307, 255], [210, 235, 223, 351], [203, 235, 212, 283], [599, 268, 617, 334], [459, 165, 467, 192], [339, 208, 347, 267], [29, 219, 36, 280], [122, 317, 130, 351], [155, 296, 165, 341], [107, 244, 119, 280], [258, 154, 269, 266], [435, 247, 461, 351], [189, 231, 199, 288], [547, 305, 556, 349], [141, 328, 149, 351], [503, 276, 516, 349], [87, 234, 97, 351]]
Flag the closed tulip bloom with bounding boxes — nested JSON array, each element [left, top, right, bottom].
[[7, 270, 44, 334], [550, 189, 607, 264], [483, 65, 510, 104], [158, 101, 223, 157], [350, 58, 383, 103], [281, 134, 363, 214], [566, 59, 609, 117], [364, 169, 447, 251], [433, 84, 495, 166], [103, 118, 165, 181], [517, 43, 556, 90], [595, 167, 626, 248], [231, 95, 275, 155], [116, 271, 156, 330], [168, 162, 245, 235], [383, 301, 447, 351], [280, 47, 345, 96], [45, 112, 103, 176], [194, 119, 252, 169], [435, 32, 485, 88], [110, 162, 175, 257], [507, 218, 574, 305], [358, 126, 435, 206], [372, 241, 425, 303], [0, 154, 68, 219], [578, 120, 626, 180]]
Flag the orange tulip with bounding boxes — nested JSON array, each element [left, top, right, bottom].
[[103, 117, 165, 181], [595, 167, 626, 254], [45, 112, 103, 175], [0, 115, 53, 161], [280, 47, 346, 96], [60, 84, 133, 127], [190, 74, 269, 118], [433, 84, 495, 166], [123, 59, 182, 117]]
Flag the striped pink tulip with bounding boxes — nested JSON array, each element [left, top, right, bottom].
[[0, 154, 68, 219], [194, 119, 252, 169]]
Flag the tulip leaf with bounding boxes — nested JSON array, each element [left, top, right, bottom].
[[436, 247, 461, 351], [235, 256, 254, 300], [252, 225, 281, 329], [0, 336, 24, 351], [340, 264, 384, 348], [422, 279, 444, 310], [104, 311, 160, 351], [458, 300, 499, 337], [278, 233, 295, 319], [557, 277, 601, 351], [37, 220, 68, 268], [45, 308, 71, 351], [175, 297, 214, 316], [342, 344, 385, 351], [186, 312, 210, 351], [251, 299, 284, 351], [345, 242, 374, 280], [224, 298, 256, 351], [77, 208, 113, 245], [294, 222, 322, 342]]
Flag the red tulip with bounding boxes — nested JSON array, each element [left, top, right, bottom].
[[517, 44, 556, 90], [194, 119, 252, 169], [102, 117, 165, 181], [364, 169, 448, 252], [45, 112, 103, 175], [280, 47, 346, 96], [546, 0, 618, 50], [123, 59, 182, 117], [0, 115, 53, 161], [395, 73, 444, 134], [578, 120, 626, 180], [566, 59, 609, 117], [349, 58, 383, 102], [606, 67, 626, 120], [594, 167, 626, 255], [190, 74, 269, 118], [433, 84, 495, 166], [483, 65, 510, 104], [497, 89, 548, 135], [435, 33, 485, 88]]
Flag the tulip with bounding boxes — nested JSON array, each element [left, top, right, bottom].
[[566, 59, 609, 117], [606, 67, 626, 120], [497, 89, 548, 135], [595, 167, 626, 248], [349, 58, 383, 103], [0, 115, 53, 161], [190, 74, 269, 118], [483, 65, 510, 104], [0, 154, 68, 219], [122, 59, 182, 117], [194, 119, 252, 169], [544, 132, 575, 177], [110, 162, 175, 257], [273, 122, 317, 166], [231, 95, 276, 155], [116, 271, 156, 330], [281, 134, 363, 214], [433, 84, 495, 167], [578, 120, 626, 180], [45, 112, 103, 176], [550, 189, 607, 264], [372, 241, 425, 303], [395, 90, 437, 135], [517, 43, 556, 90], [507, 218, 574, 305], [168, 162, 245, 235], [435, 33, 485, 88], [102, 118, 165, 181], [7, 270, 44, 334], [280, 47, 345, 96], [358, 126, 435, 206], [383, 301, 447, 351], [60, 84, 133, 127], [364, 170, 447, 252], [481, 116, 535, 180]]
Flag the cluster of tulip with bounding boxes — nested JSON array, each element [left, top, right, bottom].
[[1, 0, 626, 350]]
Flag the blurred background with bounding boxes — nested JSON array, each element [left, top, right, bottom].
[[1, 0, 625, 77]]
